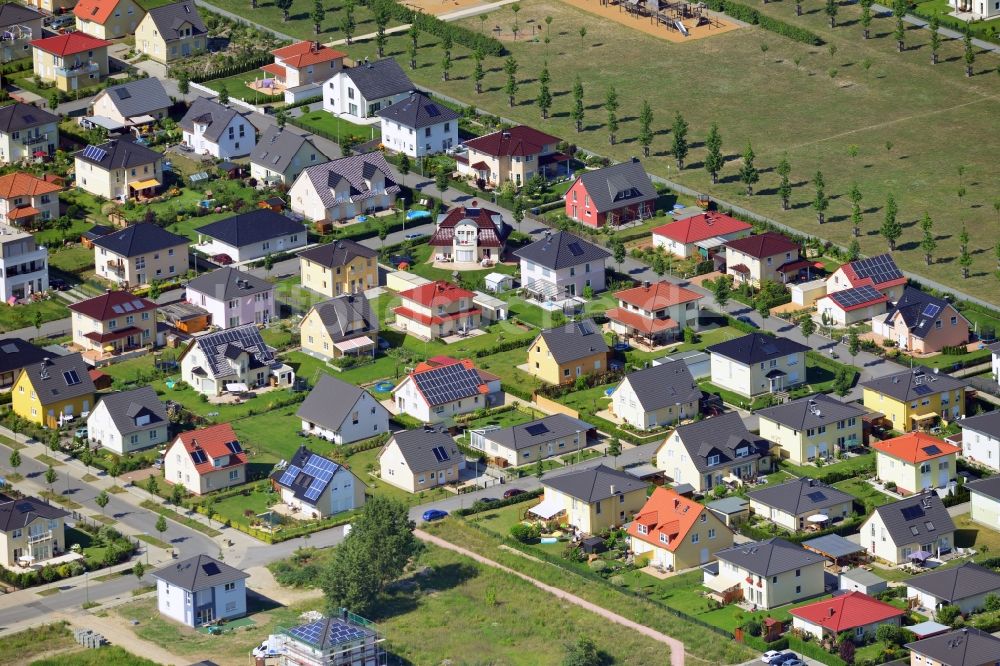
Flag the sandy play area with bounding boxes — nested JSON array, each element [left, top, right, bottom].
[[556, 0, 741, 43], [401, 0, 493, 16]]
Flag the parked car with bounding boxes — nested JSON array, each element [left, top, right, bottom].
[[761, 651, 784, 664], [49, 278, 68, 291], [390, 254, 415, 268], [502, 488, 525, 499], [421, 509, 448, 522], [212, 253, 234, 265], [404, 232, 426, 240], [782, 660, 806, 666], [74, 426, 88, 440], [771, 653, 800, 666]]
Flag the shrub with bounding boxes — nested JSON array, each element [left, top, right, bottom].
[[509, 523, 539, 543], [936, 604, 961, 626], [743, 618, 763, 637], [700, 0, 822, 44]]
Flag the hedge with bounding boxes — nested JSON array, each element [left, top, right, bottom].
[[472, 334, 537, 358], [787, 635, 846, 666], [182, 53, 274, 83], [453, 488, 542, 516], [370, 0, 505, 56], [701, 0, 823, 44], [739, 515, 864, 544]]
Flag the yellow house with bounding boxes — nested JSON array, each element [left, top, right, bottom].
[[135, 1, 207, 64], [628, 487, 734, 571], [756, 394, 867, 464], [299, 293, 378, 361], [0, 495, 69, 567], [298, 240, 378, 299], [30, 31, 111, 93], [73, 0, 145, 40], [861, 367, 967, 432], [527, 319, 609, 386], [873, 432, 960, 495], [12, 353, 96, 429], [531, 464, 647, 534], [704, 537, 826, 609]]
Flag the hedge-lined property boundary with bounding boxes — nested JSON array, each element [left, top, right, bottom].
[[370, 0, 505, 56], [701, 0, 823, 44]]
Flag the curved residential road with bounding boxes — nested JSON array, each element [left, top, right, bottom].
[[415, 529, 687, 666]]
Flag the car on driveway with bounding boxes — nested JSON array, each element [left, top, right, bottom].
[[502, 488, 525, 499], [782, 659, 805, 666], [404, 232, 426, 240], [762, 651, 783, 664], [49, 278, 69, 291], [771, 653, 800, 666], [422, 509, 448, 522]]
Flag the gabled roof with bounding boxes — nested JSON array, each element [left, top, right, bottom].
[[906, 628, 1000, 666], [706, 333, 808, 365], [790, 591, 904, 633], [96, 78, 172, 119], [0, 494, 68, 532], [296, 151, 399, 210], [68, 290, 156, 321], [825, 285, 888, 312], [669, 411, 770, 473], [429, 205, 510, 249], [464, 125, 559, 158], [250, 126, 322, 175], [282, 616, 377, 649], [186, 266, 272, 302], [873, 432, 960, 464], [92, 222, 186, 257], [652, 212, 752, 244], [906, 562, 1000, 603], [574, 159, 657, 213], [399, 280, 475, 307], [724, 232, 799, 259], [74, 137, 162, 171], [748, 477, 853, 516], [861, 366, 966, 403], [388, 427, 460, 472], [614, 281, 702, 310], [401, 358, 489, 407], [174, 423, 246, 475], [182, 324, 275, 378], [307, 293, 376, 343], [30, 31, 111, 56], [144, 1, 206, 41], [0, 337, 48, 374], [536, 319, 609, 365], [714, 537, 825, 576], [514, 231, 610, 270], [271, 40, 345, 68], [961, 411, 1000, 440], [483, 414, 593, 451], [616, 360, 701, 412], [179, 98, 244, 143], [0, 172, 62, 200], [838, 253, 906, 291], [297, 238, 376, 267], [0, 103, 58, 133], [195, 210, 305, 248], [338, 58, 413, 100], [18, 353, 95, 405], [296, 373, 385, 431], [95, 386, 166, 436], [377, 91, 458, 129], [755, 394, 866, 431], [542, 463, 646, 503], [966, 475, 1000, 502], [627, 487, 712, 552], [868, 492, 955, 546], [0, 3, 42, 27], [271, 444, 353, 505], [886, 287, 965, 340], [152, 554, 248, 591], [73, 0, 127, 25]]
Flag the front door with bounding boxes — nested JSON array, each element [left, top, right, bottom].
[[700, 547, 709, 564], [938, 466, 948, 487]]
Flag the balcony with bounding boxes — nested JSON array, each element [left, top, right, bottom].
[[27, 530, 52, 545], [22, 134, 48, 147], [55, 61, 99, 78]]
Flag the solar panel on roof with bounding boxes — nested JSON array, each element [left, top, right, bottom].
[[63, 370, 80, 385], [191, 449, 207, 464], [922, 303, 942, 318], [567, 242, 584, 256], [115, 88, 131, 100], [278, 464, 301, 487], [412, 363, 483, 406], [226, 441, 243, 454], [525, 423, 550, 437], [833, 285, 883, 308], [425, 104, 440, 117], [913, 384, 933, 396], [806, 491, 827, 503], [922, 445, 941, 456], [431, 446, 449, 462], [82, 145, 108, 162], [23, 114, 35, 124], [201, 561, 220, 576], [901, 505, 925, 521], [0, 343, 18, 354]]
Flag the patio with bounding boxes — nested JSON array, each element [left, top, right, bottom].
[[10, 551, 84, 574]]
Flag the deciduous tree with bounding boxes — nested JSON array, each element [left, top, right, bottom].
[[964, 28, 975, 77], [881, 194, 901, 251], [537, 64, 551, 119], [571, 76, 584, 132], [813, 171, 828, 224], [849, 183, 863, 237], [959, 225, 972, 279], [408, 24, 419, 70], [311, 0, 325, 34], [638, 100, 653, 158], [929, 15, 941, 64], [472, 48, 484, 94], [738, 141, 758, 196], [670, 112, 688, 168], [605, 86, 619, 145], [275, 0, 292, 21], [704, 122, 723, 184], [503, 56, 518, 107], [776, 155, 791, 210], [920, 212, 936, 265]]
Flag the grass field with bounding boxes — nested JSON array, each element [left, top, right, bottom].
[[0, 298, 68, 334], [30, 646, 161, 666], [334, 0, 1000, 304], [293, 110, 380, 145], [203, 0, 403, 43]]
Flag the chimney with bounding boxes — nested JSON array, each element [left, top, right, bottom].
[[828, 607, 835, 617], [673, 498, 680, 508], [311, 40, 320, 52], [610, 484, 617, 495], [631, 156, 639, 163], [643, 280, 651, 290]]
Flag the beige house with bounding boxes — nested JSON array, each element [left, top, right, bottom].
[[610, 360, 700, 431], [73, 0, 145, 40], [969, 476, 1000, 529], [707, 332, 809, 399], [0, 495, 68, 568], [75, 138, 163, 202], [703, 538, 826, 609], [272, 445, 366, 518], [92, 223, 188, 288], [756, 394, 866, 464], [298, 240, 378, 299], [531, 464, 647, 534], [299, 293, 377, 361], [0, 103, 59, 164], [393, 280, 481, 341], [89, 78, 172, 127], [378, 428, 462, 494], [628, 487, 733, 571], [860, 493, 954, 565], [164, 424, 247, 496], [69, 290, 158, 358], [873, 432, 959, 495], [0, 4, 43, 65], [527, 319, 609, 386], [747, 477, 854, 532], [135, 1, 206, 64], [906, 628, 1000, 666], [468, 414, 592, 467], [724, 232, 805, 286], [455, 125, 566, 189], [30, 31, 111, 93]]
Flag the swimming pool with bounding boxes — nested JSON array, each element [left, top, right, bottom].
[[540, 537, 558, 544], [374, 381, 395, 393], [406, 209, 432, 221]]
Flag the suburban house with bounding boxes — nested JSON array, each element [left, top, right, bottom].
[[164, 423, 247, 495], [288, 151, 399, 222], [179, 325, 294, 397], [0, 225, 47, 301], [378, 427, 463, 493], [610, 360, 701, 431], [564, 159, 657, 228], [135, 1, 207, 63], [249, 126, 326, 186], [815, 285, 890, 327], [90, 77, 171, 128], [861, 366, 967, 431], [271, 445, 366, 517], [12, 353, 96, 428], [872, 287, 971, 355], [296, 374, 389, 444], [704, 538, 825, 610], [392, 357, 500, 423], [826, 253, 907, 303], [0, 4, 42, 64], [515, 231, 610, 301], [69, 290, 158, 358], [74, 138, 164, 201], [265, 39, 344, 93], [468, 413, 592, 467], [378, 91, 459, 157], [278, 613, 385, 665], [756, 394, 867, 464], [428, 203, 511, 266], [0, 102, 58, 163], [30, 31, 111, 92], [906, 628, 1000, 666], [706, 333, 809, 398], [179, 98, 256, 159], [534, 464, 647, 534], [87, 386, 168, 455], [961, 412, 1000, 471], [654, 411, 772, 492], [723, 232, 807, 286], [393, 281, 481, 340], [790, 592, 904, 642], [299, 293, 378, 360], [968, 476, 1000, 529], [153, 554, 248, 627], [949, 0, 1000, 19], [873, 432, 960, 495], [627, 487, 733, 572], [860, 492, 955, 564], [747, 477, 854, 532], [0, 171, 60, 227], [194, 210, 306, 263], [73, 0, 144, 39], [0, 337, 48, 390], [298, 239, 378, 299], [992, 341, 1000, 384], [456, 125, 567, 189], [906, 562, 1000, 615], [0, 495, 68, 568], [652, 212, 753, 259], [92, 223, 187, 287], [19, 0, 75, 17], [185, 267, 275, 329], [526, 319, 609, 385], [322, 57, 413, 122], [605, 280, 703, 346]]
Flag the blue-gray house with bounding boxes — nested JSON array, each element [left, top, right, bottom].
[[152, 554, 249, 626]]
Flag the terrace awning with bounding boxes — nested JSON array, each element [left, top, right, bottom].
[[130, 179, 160, 190], [334, 336, 375, 353], [226, 382, 249, 392], [6, 206, 39, 220], [528, 496, 565, 520], [912, 411, 939, 422]]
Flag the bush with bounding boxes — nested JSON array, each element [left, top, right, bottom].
[[509, 523, 540, 543], [369, 0, 504, 55], [700, 0, 822, 44]]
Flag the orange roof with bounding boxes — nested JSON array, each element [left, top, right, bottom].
[[399, 280, 475, 307], [31, 31, 112, 56], [790, 591, 904, 633], [270, 40, 345, 69], [652, 212, 752, 244], [627, 487, 706, 552], [873, 432, 960, 464], [174, 424, 247, 475], [615, 281, 702, 310], [7, 206, 39, 220], [73, 0, 120, 25], [392, 305, 481, 327], [604, 307, 677, 335], [0, 172, 62, 199], [260, 63, 286, 79]]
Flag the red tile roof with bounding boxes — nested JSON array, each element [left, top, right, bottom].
[[0, 172, 62, 199], [627, 487, 707, 552], [270, 40, 345, 68], [615, 281, 702, 310], [464, 125, 559, 158], [83, 326, 143, 344], [174, 424, 246, 475], [31, 31, 112, 56], [6, 206, 39, 220], [260, 63, 286, 79], [398, 280, 475, 307], [604, 307, 677, 335], [652, 212, 752, 244], [790, 591, 904, 633], [392, 305, 481, 327], [73, 0, 119, 25], [429, 204, 508, 248], [725, 232, 800, 259], [68, 290, 156, 322], [873, 432, 960, 464]]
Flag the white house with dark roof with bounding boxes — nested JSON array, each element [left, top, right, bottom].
[[469, 413, 593, 466], [703, 537, 825, 609], [89, 78, 171, 127], [392, 357, 501, 423], [288, 151, 399, 223], [185, 266, 274, 329], [707, 333, 809, 398], [87, 385, 167, 454], [747, 477, 854, 532], [860, 492, 955, 564], [179, 98, 255, 159], [906, 628, 1000, 666], [74, 137, 163, 201], [271, 444, 365, 517], [322, 57, 414, 123], [967, 476, 1000, 529], [378, 427, 462, 493], [194, 210, 306, 263], [756, 394, 866, 464], [179, 324, 294, 396], [297, 373, 389, 444], [514, 231, 611, 301], [0, 102, 58, 164], [249, 126, 326, 186], [428, 203, 511, 265], [610, 360, 701, 431], [153, 554, 248, 627], [906, 562, 1000, 614], [377, 91, 458, 157]]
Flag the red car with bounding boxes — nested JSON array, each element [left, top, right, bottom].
[[212, 253, 234, 265], [502, 488, 525, 499]]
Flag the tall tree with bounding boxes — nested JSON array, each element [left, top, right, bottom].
[[738, 141, 758, 196], [8, 449, 19, 475], [605, 86, 619, 145], [571, 76, 584, 133], [825, 0, 838, 27], [963, 28, 975, 77], [44, 465, 56, 494], [537, 64, 552, 119], [374, 6, 389, 57], [860, 0, 873, 39], [311, 0, 325, 34], [407, 23, 419, 70], [959, 225, 972, 279], [275, 0, 292, 21], [671, 112, 689, 169], [638, 100, 653, 158], [711, 277, 731, 310], [813, 171, 828, 224], [611, 237, 626, 273], [849, 183, 863, 237], [929, 15, 941, 64], [155, 515, 168, 537], [177, 70, 190, 95], [893, 0, 907, 52], [800, 316, 816, 347], [217, 83, 229, 105], [95, 490, 109, 516], [704, 122, 723, 184], [847, 238, 861, 261], [880, 194, 902, 251], [776, 155, 791, 210], [340, 1, 356, 45], [513, 196, 525, 230], [847, 328, 861, 366], [435, 169, 449, 200], [503, 56, 518, 107], [472, 48, 484, 94], [440, 33, 452, 81], [920, 212, 936, 265]]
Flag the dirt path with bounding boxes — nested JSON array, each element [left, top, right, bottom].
[[55, 611, 188, 666], [415, 529, 686, 666]]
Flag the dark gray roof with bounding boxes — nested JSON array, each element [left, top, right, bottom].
[[296, 152, 399, 210], [377, 92, 458, 129], [185, 324, 275, 378], [152, 554, 247, 591], [195, 210, 305, 248], [341, 58, 413, 100], [98, 78, 172, 119], [800, 534, 864, 558], [671, 411, 770, 473], [0, 102, 57, 133], [297, 238, 377, 267], [869, 492, 955, 546], [389, 427, 461, 472], [145, 1, 206, 41], [0, 494, 68, 531], [309, 293, 377, 343], [186, 267, 272, 302], [966, 475, 1000, 502], [19, 353, 95, 405], [0, 337, 48, 375], [75, 137, 162, 170], [296, 373, 385, 431], [576, 160, 657, 213], [906, 562, 1000, 602], [96, 386, 167, 436], [707, 333, 809, 365], [482, 414, 593, 452], [961, 411, 1000, 439], [713, 538, 825, 576], [179, 98, 243, 143], [748, 477, 853, 515], [537, 319, 608, 365], [756, 394, 866, 431], [542, 463, 646, 502], [861, 366, 966, 402], [906, 628, 1000, 666], [250, 126, 322, 175], [887, 287, 963, 341], [706, 496, 749, 515], [92, 223, 187, 258], [514, 231, 610, 270], [270, 444, 355, 505], [0, 3, 41, 26], [618, 360, 700, 412]]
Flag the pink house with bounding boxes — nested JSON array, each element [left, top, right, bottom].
[[564, 159, 657, 228], [873, 287, 970, 354]]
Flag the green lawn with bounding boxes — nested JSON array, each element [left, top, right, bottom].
[[292, 111, 379, 146], [347, 445, 452, 507], [203, 0, 403, 43], [0, 298, 69, 334], [48, 245, 95, 275], [30, 645, 162, 666], [832, 476, 894, 510], [200, 71, 289, 106], [231, 404, 306, 464], [35, 218, 93, 248], [154, 379, 300, 422], [0, 623, 75, 664]]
